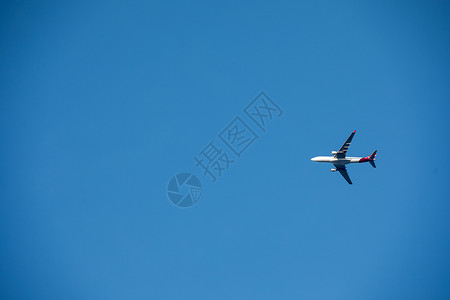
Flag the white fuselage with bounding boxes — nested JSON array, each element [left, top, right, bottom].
[[311, 156, 363, 165]]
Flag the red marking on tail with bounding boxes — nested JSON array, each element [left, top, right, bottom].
[[359, 150, 377, 163]]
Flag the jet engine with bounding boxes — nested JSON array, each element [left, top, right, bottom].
[[331, 168, 337, 172], [331, 151, 337, 155]]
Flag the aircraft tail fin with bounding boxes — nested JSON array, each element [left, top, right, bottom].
[[369, 150, 377, 168]]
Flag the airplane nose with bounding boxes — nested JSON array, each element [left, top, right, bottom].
[[311, 157, 317, 162]]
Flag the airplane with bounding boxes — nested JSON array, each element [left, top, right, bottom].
[[311, 130, 377, 184]]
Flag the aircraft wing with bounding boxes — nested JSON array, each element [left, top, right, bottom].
[[334, 164, 352, 184], [334, 130, 356, 158]]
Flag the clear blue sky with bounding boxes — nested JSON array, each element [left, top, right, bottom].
[[1, 1, 450, 299]]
